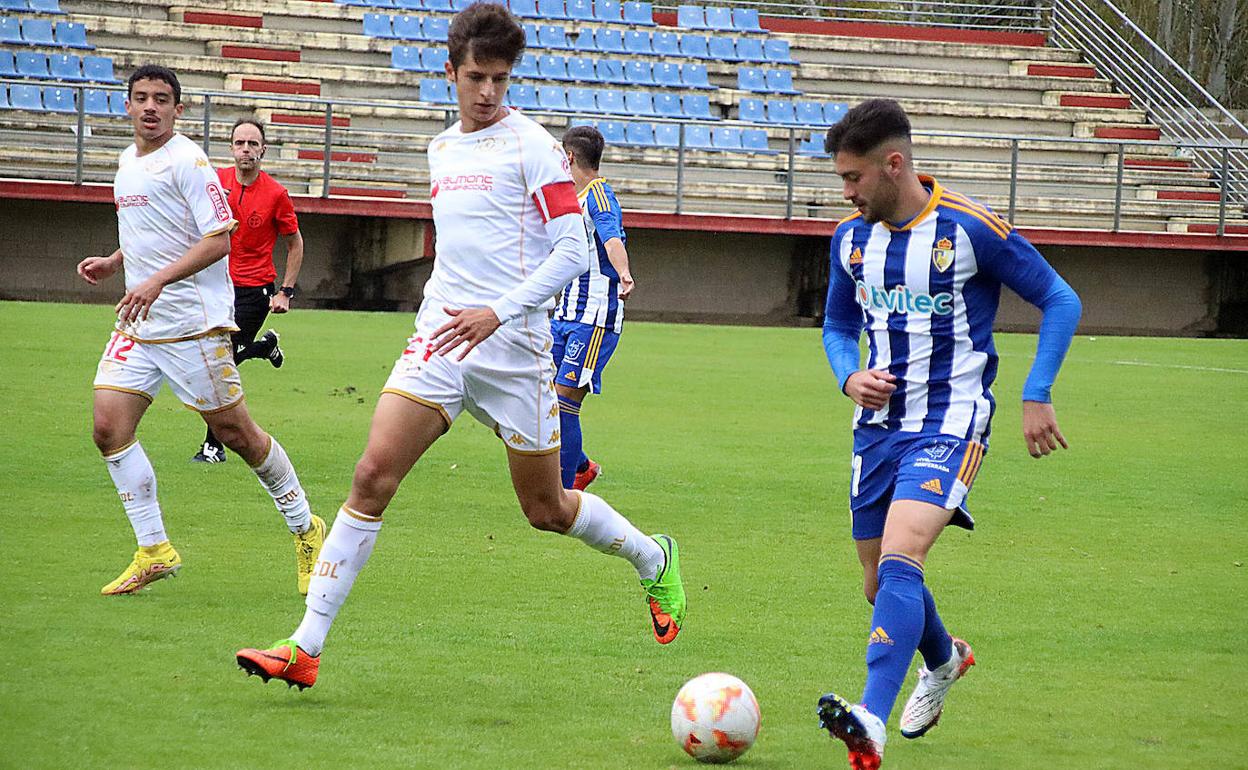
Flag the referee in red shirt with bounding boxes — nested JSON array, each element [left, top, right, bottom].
[[193, 118, 305, 463]]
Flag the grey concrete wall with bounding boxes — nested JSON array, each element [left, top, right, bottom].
[[1, 198, 1235, 335]]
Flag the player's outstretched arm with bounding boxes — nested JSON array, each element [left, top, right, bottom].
[[1022, 401, 1067, 458], [77, 248, 123, 285], [604, 238, 634, 300], [115, 232, 231, 324]]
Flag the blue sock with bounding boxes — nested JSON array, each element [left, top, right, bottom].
[[577, 452, 590, 473], [861, 555, 926, 722], [558, 396, 583, 489], [917, 585, 953, 671]]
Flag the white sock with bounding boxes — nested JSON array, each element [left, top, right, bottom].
[[103, 441, 167, 547], [291, 506, 382, 655], [251, 436, 313, 534], [564, 492, 664, 581]]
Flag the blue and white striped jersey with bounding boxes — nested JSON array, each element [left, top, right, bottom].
[[824, 176, 1063, 445], [555, 177, 625, 332]]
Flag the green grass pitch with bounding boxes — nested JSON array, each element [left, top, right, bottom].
[[0, 300, 1244, 769]]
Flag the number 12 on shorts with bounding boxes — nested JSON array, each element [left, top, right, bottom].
[[104, 332, 135, 362]]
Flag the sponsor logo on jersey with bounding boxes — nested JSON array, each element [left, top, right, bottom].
[[931, 237, 955, 272], [207, 184, 231, 222], [855, 281, 954, 316], [920, 478, 944, 495], [507, 432, 526, 446], [195, 158, 210, 168], [849, 246, 863, 265], [869, 627, 894, 646], [115, 194, 150, 210], [434, 174, 495, 192]]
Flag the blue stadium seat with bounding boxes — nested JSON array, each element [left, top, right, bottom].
[[763, 38, 797, 64], [514, 53, 539, 78], [736, 67, 766, 92], [679, 62, 713, 89], [741, 128, 778, 154], [390, 44, 421, 71], [795, 100, 824, 126], [624, 121, 654, 147], [624, 60, 652, 86], [566, 0, 593, 20], [682, 92, 713, 120], [0, 49, 14, 77], [685, 123, 713, 149], [765, 99, 794, 123], [538, 85, 569, 110], [654, 91, 680, 117], [450, 0, 473, 11], [732, 7, 764, 33], [568, 116, 596, 128], [798, 129, 828, 157], [538, 24, 570, 49], [424, 16, 449, 42], [421, 47, 449, 72], [572, 27, 595, 51], [523, 23, 539, 47], [676, 4, 705, 29], [598, 119, 626, 144], [623, 89, 655, 116], [678, 33, 710, 59], [539, 55, 570, 81], [624, 29, 651, 55], [84, 87, 111, 116], [0, 17, 22, 44], [394, 0, 423, 9], [652, 61, 680, 87], [55, 21, 92, 49], [595, 58, 626, 84], [737, 97, 764, 123], [425, 0, 452, 10], [0, 0, 27, 10], [9, 83, 41, 110], [711, 126, 741, 151], [567, 86, 596, 111], [566, 55, 594, 81], [824, 101, 848, 124], [419, 78, 451, 104], [392, 14, 423, 40], [363, 13, 394, 38], [623, 1, 654, 26], [44, 85, 75, 112], [510, 0, 540, 16], [594, 0, 622, 22], [21, 18, 55, 45], [651, 30, 679, 56], [765, 68, 800, 95], [653, 122, 680, 148], [108, 88, 126, 115], [508, 83, 539, 109], [17, 51, 50, 79], [704, 6, 732, 31], [83, 55, 119, 83], [538, 0, 569, 20], [596, 88, 625, 113], [735, 36, 765, 62], [596, 28, 624, 53], [707, 36, 738, 62], [49, 52, 85, 81]]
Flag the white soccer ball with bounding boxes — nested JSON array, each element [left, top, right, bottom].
[[670, 672, 761, 764]]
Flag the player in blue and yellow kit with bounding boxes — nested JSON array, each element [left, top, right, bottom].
[[814, 100, 1082, 769], [552, 125, 634, 490]]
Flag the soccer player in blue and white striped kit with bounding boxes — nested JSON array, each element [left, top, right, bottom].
[[814, 99, 1082, 769], [552, 125, 634, 491]]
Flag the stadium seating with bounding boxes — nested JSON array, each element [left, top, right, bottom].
[[624, 60, 652, 86], [764, 69, 800, 95], [538, 0, 569, 21], [742, 128, 778, 154], [735, 37, 766, 63], [708, 37, 737, 62], [732, 8, 765, 33], [510, 0, 539, 17], [539, 54, 570, 81], [567, 86, 595, 111], [685, 123, 714, 149], [29, 0, 65, 13], [0, 49, 13, 77], [0, 17, 20, 44], [82, 55, 119, 83], [763, 39, 797, 65], [624, 89, 655, 116], [596, 59, 626, 84], [507, 83, 538, 109], [676, 5, 706, 30], [653, 62, 680, 88], [107, 89, 125, 116], [598, 119, 625, 144], [737, 67, 766, 93], [0, 0, 24, 11], [596, 88, 625, 113], [424, 17, 449, 42], [538, 85, 568, 110], [596, 28, 625, 53], [44, 84, 74, 112], [624, 120, 654, 147], [711, 126, 741, 151], [392, 15, 422, 41], [7, 82, 40, 110], [623, 2, 655, 26], [16, 51, 50, 79], [566, 55, 594, 81], [391, 45, 420, 71], [594, 0, 622, 23], [21, 18, 54, 45], [654, 91, 680, 118], [678, 34, 710, 59], [48, 52, 86, 82], [765, 99, 795, 124], [680, 63, 713, 89], [682, 93, 714, 120], [55, 22, 92, 49], [363, 13, 393, 38], [418, 78, 452, 104], [704, 7, 734, 32], [652, 31, 679, 56], [566, 0, 594, 21], [738, 98, 764, 123], [83, 87, 111, 116], [624, 29, 651, 55]]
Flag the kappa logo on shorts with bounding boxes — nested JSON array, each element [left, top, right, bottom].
[[565, 338, 585, 362], [920, 478, 944, 495], [507, 433, 527, 446], [923, 440, 960, 464]]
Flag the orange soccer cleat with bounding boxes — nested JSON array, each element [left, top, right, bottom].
[[236, 639, 319, 690]]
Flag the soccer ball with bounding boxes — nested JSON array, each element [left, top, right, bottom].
[[670, 672, 761, 764]]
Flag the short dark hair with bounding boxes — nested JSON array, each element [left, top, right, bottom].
[[127, 64, 182, 104], [447, 2, 526, 69], [563, 125, 604, 170], [231, 118, 266, 144], [824, 98, 911, 156]]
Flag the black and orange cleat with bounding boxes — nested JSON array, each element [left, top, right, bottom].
[[236, 639, 319, 690], [641, 534, 685, 644]]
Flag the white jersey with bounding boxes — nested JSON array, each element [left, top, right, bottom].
[[113, 132, 237, 342], [423, 109, 584, 322]]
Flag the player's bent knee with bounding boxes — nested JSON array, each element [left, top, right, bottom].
[[92, 421, 132, 454], [520, 498, 572, 533], [352, 453, 402, 503]]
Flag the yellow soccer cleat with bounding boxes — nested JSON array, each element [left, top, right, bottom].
[[100, 541, 182, 595], [294, 514, 326, 596]]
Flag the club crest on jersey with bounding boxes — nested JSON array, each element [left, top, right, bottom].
[[474, 136, 504, 153], [848, 246, 863, 265], [931, 237, 955, 272]]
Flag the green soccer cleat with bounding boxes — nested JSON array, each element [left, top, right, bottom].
[[641, 534, 685, 644]]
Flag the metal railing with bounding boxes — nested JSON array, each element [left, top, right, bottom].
[[652, 0, 1053, 30], [1050, 0, 1248, 203], [2, 79, 1243, 234]]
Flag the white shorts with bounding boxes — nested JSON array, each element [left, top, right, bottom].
[[382, 302, 560, 455], [93, 329, 244, 413]]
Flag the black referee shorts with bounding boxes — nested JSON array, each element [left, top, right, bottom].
[[232, 282, 274, 352]]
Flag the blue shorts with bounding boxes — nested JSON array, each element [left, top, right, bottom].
[[849, 426, 985, 541], [551, 319, 620, 395]]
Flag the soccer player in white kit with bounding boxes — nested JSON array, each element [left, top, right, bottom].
[[235, 4, 686, 691], [77, 66, 325, 597]]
